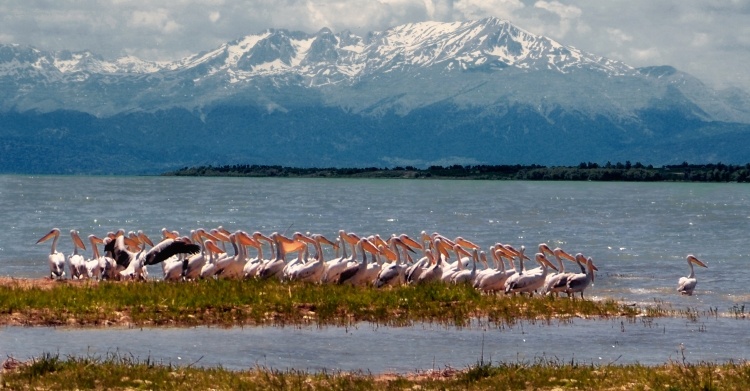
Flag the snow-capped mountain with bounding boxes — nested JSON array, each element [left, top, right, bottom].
[[1, 17, 749, 174]]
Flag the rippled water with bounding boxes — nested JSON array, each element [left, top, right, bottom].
[[1, 176, 749, 369]]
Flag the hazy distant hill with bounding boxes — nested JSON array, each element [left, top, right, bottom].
[[2, 17, 749, 174]]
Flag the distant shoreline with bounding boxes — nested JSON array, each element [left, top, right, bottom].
[[163, 162, 750, 182]]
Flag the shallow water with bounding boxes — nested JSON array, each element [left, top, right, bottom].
[[2, 317, 745, 371], [1, 176, 749, 370]]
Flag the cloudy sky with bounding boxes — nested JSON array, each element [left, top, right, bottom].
[[2, 0, 749, 91]]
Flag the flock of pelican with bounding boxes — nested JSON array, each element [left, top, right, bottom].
[[35, 227, 708, 297]]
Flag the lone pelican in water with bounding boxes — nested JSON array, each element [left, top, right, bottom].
[[677, 255, 708, 296]]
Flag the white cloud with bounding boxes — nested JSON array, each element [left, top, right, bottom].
[[452, 0, 525, 21], [209, 11, 221, 23], [630, 47, 661, 63], [607, 28, 632, 45], [128, 9, 181, 34], [534, 1, 582, 19]]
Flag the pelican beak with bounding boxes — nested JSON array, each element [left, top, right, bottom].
[[538, 243, 554, 256], [280, 239, 306, 254], [138, 232, 154, 247], [163, 229, 179, 240], [237, 231, 261, 247], [360, 238, 380, 254], [123, 236, 140, 248], [455, 237, 479, 250], [380, 245, 398, 261], [72, 230, 87, 250], [253, 232, 273, 243], [399, 234, 423, 250], [455, 245, 472, 258], [689, 255, 708, 268], [345, 233, 361, 246], [205, 240, 225, 254], [559, 249, 576, 262], [372, 235, 389, 249], [36, 229, 58, 244], [316, 235, 337, 248], [211, 229, 231, 243], [538, 255, 558, 271], [296, 233, 317, 246], [90, 235, 104, 244], [199, 230, 222, 243]]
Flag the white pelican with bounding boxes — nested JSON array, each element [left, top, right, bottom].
[[451, 248, 479, 285], [565, 254, 599, 299], [214, 231, 259, 279], [83, 234, 112, 280], [375, 237, 413, 288], [542, 247, 577, 296], [243, 232, 273, 279], [474, 246, 516, 293], [183, 229, 224, 280], [677, 255, 707, 296], [36, 228, 66, 279], [322, 230, 359, 284], [288, 233, 336, 283], [67, 229, 87, 280], [258, 232, 305, 280], [338, 237, 381, 286], [416, 246, 444, 285], [505, 252, 558, 296], [441, 243, 473, 283]]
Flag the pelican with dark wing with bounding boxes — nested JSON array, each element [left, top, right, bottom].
[[105, 235, 200, 280], [677, 255, 708, 296]]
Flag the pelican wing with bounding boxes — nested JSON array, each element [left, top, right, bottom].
[[144, 239, 201, 266]]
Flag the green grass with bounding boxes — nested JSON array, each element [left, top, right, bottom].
[[3, 353, 750, 390], [0, 279, 649, 327]]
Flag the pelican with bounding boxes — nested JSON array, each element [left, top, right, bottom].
[[36, 228, 66, 279], [105, 235, 200, 280], [83, 234, 112, 280], [258, 232, 305, 280], [322, 230, 358, 283], [505, 252, 558, 296], [474, 246, 516, 293], [211, 231, 258, 279], [243, 232, 273, 279], [67, 229, 87, 280], [288, 233, 337, 283], [565, 254, 599, 299], [677, 255, 708, 296], [375, 236, 416, 288], [415, 247, 443, 285], [338, 237, 381, 286], [542, 247, 577, 296], [183, 229, 225, 280], [441, 244, 473, 283]]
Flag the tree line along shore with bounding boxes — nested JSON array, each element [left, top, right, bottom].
[[164, 162, 750, 182]]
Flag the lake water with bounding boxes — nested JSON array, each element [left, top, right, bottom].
[[1, 176, 749, 370]]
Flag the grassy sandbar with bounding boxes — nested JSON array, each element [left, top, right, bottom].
[[0, 278, 643, 327]]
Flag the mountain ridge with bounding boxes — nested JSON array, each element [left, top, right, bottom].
[[1, 17, 750, 174]]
